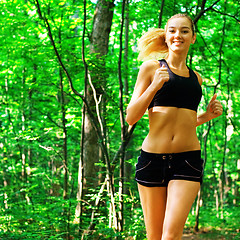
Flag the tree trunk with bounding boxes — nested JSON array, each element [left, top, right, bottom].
[[83, 0, 114, 191], [79, 0, 116, 234]]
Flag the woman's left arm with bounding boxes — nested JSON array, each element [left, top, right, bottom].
[[197, 93, 223, 127]]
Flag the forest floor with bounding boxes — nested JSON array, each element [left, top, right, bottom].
[[182, 228, 239, 240]]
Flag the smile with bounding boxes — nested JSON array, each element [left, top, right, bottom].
[[173, 41, 183, 44]]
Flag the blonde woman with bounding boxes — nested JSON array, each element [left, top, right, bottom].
[[126, 14, 223, 240]]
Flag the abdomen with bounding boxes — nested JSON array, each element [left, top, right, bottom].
[[142, 107, 200, 153]]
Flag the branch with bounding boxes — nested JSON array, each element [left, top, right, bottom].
[[197, 31, 218, 61], [39, 144, 64, 161], [111, 124, 136, 165], [229, 117, 239, 134], [88, 73, 104, 134], [87, 178, 108, 231], [211, 8, 240, 23], [32, 106, 63, 128], [194, 0, 221, 24], [215, 11, 227, 93], [34, 1, 83, 99]]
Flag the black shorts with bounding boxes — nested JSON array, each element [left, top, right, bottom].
[[135, 149, 204, 187]]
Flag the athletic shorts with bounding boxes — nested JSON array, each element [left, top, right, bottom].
[[135, 149, 204, 187]]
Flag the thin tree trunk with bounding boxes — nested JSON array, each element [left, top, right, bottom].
[[194, 0, 225, 231], [124, 0, 129, 99], [59, 69, 68, 201], [27, 64, 37, 167], [75, 104, 85, 228], [123, 0, 134, 197], [194, 121, 211, 232], [21, 68, 27, 184], [74, 0, 87, 229], [194, 189, 202, 232], [217, 6, 227, 219], [158, 0, 165, 28], [57, 12, 70, 235], [214, 188, 219, 218], [59, 67, 71, 238], [118, 0, 126, 231]]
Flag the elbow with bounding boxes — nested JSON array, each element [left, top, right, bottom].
[[126, 114, 136, 126], [126, 108, 137, 126]]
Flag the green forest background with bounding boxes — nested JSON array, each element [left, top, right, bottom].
[[0, 0, 239, 239]]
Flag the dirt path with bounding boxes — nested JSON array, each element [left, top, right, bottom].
[[182, 233, 200, 239], [182, 232, 239, 240]]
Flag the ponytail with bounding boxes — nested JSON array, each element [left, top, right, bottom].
[[138, 28, 168, 61]]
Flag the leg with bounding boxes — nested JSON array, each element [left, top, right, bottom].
[[162, 180, 200, 240], [138, 184, 167, 240]]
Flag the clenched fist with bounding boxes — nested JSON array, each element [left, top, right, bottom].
[[152, 65, 170, 90]]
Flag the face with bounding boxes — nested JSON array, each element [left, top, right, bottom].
[[165, 17, 196, 53]]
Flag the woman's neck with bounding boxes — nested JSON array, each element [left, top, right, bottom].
[[165, 53, 188, 71]]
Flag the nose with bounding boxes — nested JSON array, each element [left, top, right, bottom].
[[174, 30, 181, 38]]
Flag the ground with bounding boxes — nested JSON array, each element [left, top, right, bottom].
[[182, 229, 239, 240]]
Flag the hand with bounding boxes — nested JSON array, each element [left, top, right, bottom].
[[206, 93, 223, 120], [152, 65, 169, 90]]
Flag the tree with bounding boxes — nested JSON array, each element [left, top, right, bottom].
[[0, 0, 239, 239]]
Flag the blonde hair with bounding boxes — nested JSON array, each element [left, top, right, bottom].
[[138, 28, 168, 61], [138, 14, 195, 61]]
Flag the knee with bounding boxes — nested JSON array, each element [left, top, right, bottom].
[[162, 232, 181, 240]]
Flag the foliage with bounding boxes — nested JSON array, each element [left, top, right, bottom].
[[0, 0, 240, 239]]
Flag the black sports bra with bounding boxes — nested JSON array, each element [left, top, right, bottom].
[[148, 59, 202, 112]]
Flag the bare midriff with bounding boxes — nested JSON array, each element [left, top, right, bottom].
[[142, 106, 200, 154]]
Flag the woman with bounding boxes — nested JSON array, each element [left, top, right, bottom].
[[126, 14, 223, 240]]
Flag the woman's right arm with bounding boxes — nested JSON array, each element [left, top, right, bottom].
[[126, 60, 169, 125]]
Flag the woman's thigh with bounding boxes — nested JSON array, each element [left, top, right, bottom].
[[162, 180, 200, 239], [138, 184, 167, 240]]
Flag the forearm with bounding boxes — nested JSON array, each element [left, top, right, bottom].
[[126, 84, 158, 125], [196, 112, 212, 127]]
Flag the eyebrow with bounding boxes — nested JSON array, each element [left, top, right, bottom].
[[168, 26, 191, 29]]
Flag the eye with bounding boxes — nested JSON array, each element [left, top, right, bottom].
[[182, 30, 189, 34]]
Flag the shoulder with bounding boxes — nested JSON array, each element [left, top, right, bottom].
[[193, 70, 203, 86], [133, 60, 160, 90], [138, 60, 160, 78], [140, 59, 160, 71]]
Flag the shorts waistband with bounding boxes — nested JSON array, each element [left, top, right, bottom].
[[140, 149, 201, 160]]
